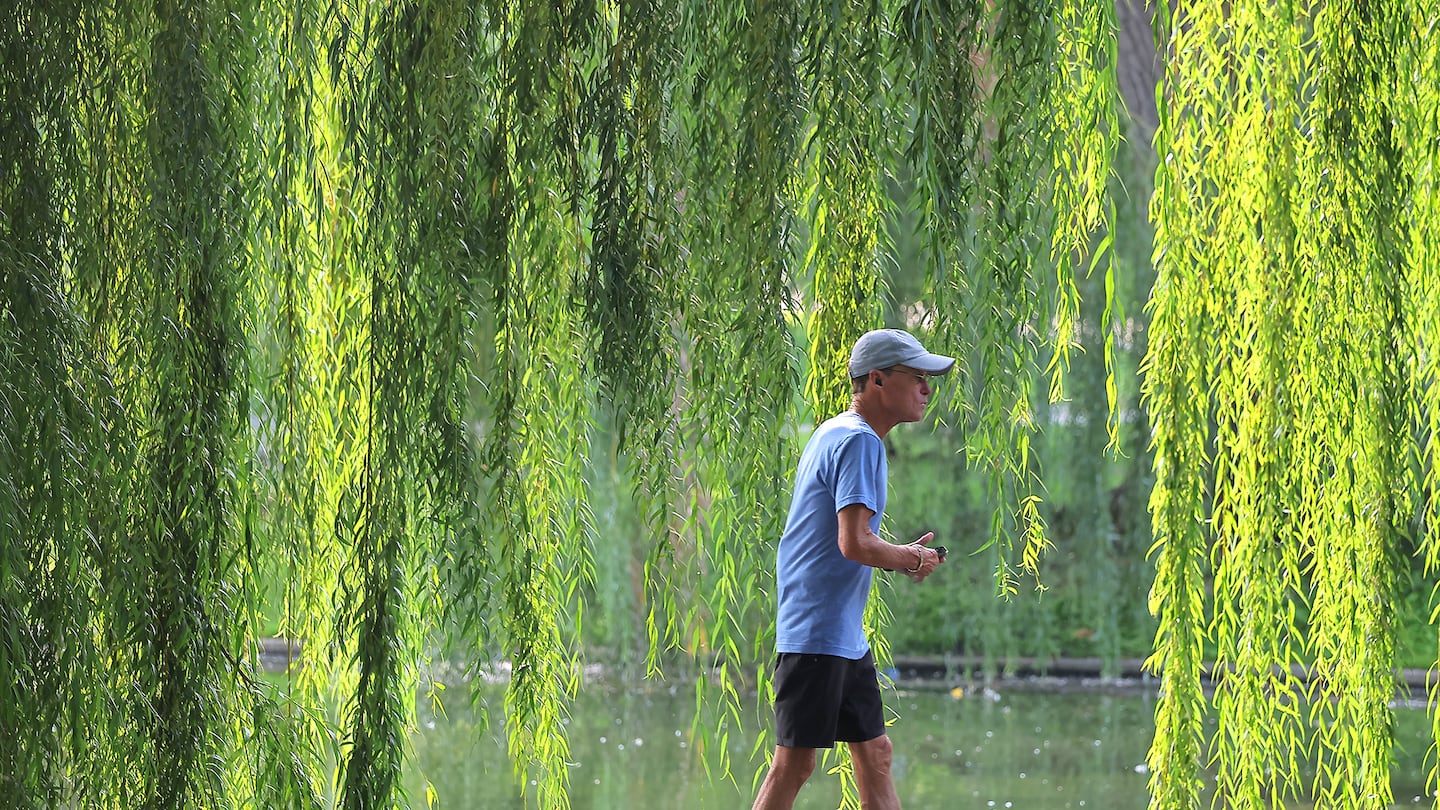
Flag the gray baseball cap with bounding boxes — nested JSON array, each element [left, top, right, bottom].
[[848, 329, 956, 378]]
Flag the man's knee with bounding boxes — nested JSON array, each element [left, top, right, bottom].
[[850, 734, 894, 774], [772, 745, 817, 782]]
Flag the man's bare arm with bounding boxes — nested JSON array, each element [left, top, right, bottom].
[[835, 504, 942, 581]]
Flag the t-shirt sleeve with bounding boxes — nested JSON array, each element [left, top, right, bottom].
[[831, 432, 884, 515]]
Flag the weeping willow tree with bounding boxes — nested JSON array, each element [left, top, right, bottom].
[[4, 1, 1440, 810]]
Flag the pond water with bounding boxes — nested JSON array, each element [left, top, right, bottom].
[[406, 682, 1435, 809]]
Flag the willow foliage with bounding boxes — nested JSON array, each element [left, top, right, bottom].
[[1145, 1, 1440, 809], [7, 0, 1440, 808]]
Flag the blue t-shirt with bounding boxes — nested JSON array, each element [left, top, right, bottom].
[[774, 410, 887, 659]]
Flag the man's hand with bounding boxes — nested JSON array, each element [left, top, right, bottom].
[[905, 531, 944, 583]]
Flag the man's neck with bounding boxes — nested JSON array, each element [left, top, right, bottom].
[[849, 397, 896, 439]]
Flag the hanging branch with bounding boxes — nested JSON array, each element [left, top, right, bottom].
[[476, 2, 601, 805], [585, 0, 678, 413], [897, 0, 984, 319], [238, 2, 351, 806], [799, 0, 886, 420], [1395, 2, 1440, 799], [329, 5, 413, 805], [1, 6, 101, 806], [109, 2, 258, 806], [958, 0, 1067, 596], [653, 0, 805, 783], [60, 0, 158, 801], [331, 1, 518, 806], [1048, 0, 1121, 443], [583, 0, 689, 684], [1143, 1, 1219, 806], [1298, 2, 1409, 805], [1203, 2, 1313, 804], [639, 0, 748, 681]]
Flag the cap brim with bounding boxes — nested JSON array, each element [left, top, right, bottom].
[[908, 353, 956, 376]]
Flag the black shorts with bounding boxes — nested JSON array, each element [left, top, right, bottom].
[[772, 651, 886, 748]]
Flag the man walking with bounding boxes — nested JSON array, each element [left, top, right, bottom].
[[752, 328, 953, 810]]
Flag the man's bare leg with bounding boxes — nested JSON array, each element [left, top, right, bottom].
[[849, 734, 901, 810], [751, 745, 817, 810]]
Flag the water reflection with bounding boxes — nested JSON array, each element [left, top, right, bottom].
[[407, 684, 1433, 809]]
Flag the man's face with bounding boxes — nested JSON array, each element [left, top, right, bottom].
[[877, 366, 933, 423]]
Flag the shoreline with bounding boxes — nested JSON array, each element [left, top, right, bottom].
[[889, 654, 1433, 699], [256, 639, 1433, 698]]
